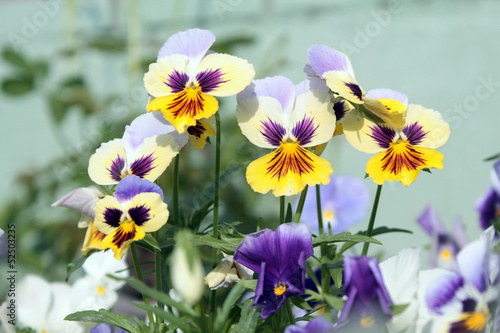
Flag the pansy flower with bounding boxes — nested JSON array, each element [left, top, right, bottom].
[[343, 102, 450, 186], [306, 44, 406, 128], [476, 159, 500, 233], [285, 317, 335, 333], [234, 223, 314, 318], [144, 28, 255, 133], [417, 204, 467, 271], [93, 175, 169, 259], [236, 76, 336, 196], [299, 174, 370, 234], [89, 112, 186, 185], [337, 255, 393, 331], [423, 228, 500, 332]]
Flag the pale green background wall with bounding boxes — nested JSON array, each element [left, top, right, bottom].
[[1, 0, 499, 260]]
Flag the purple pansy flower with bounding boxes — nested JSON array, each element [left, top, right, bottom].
[[234, 223, 314, 318], [337, 255, 393, 331], [285, 317, 334, 333], [90, 323, 126, 333], [299, 174, 370, 235], [417, 204, 467, 271], [476, 188, 500, 233]]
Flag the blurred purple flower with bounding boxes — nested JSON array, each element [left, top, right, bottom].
[[300, 174, 370, 235], [90, 323, 126, 333], [234, 223, 314, 318], [285, 317, 334, 333], [417, 204, 467, 271], [476, 188, 500, 232], [336, 255, 393, 331]]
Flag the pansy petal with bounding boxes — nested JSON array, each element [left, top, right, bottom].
[[52, 186, 103, 218], [147, 88, 219, 134], [366, 89, 409, 108], [157, 29, 215, 71], [195, 53, 255, 97], [246, 143, 333, 197], [290, 88, 335, 147], [94, 196, 124, 235], [187, 119, 216, 149], [237, 96, 288, 148], [343, 112, 393, 154], [425, 272, 463, 313], [457, 237, 489, 292], [18, 275, 51, 329], [122, 112, 188, 152], [125, 135, 179, 182], [417, 204, 446, 236], [126, 192, 169, 233], [307, 44, 355, 77], [88, 139, 127, 185], [237, 76, 296, 114], [234, 228, 277, 275], [322, 70, 363, 104], [366, 145, 444, 186], [275, 223, 314, 276], [364, 96, 407, 128], [100, 224, 146, 260], [404, 104, 450, 149], [144, 54, 190, 97], [81, 222, 107, 256], [114, 175, 163, 202]]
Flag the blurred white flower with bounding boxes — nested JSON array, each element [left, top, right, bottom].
[[204, 253, 253, 290]]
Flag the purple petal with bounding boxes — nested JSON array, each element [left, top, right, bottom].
[[254, 261, 287, 319], [196, 68, 227, 93], [403, 122, 427, 146], [365, 89, 408, 107], [307, 44, 353, 77], [103, 207, 123, 228], [122, 112, 188, 151], [114, 175, 163, 202], [475, 188, 500, 231], [285, 317, 334, 333], [90, 324, 112, 333], [452, 218, 468, 249], [295, 77, 329, 96], [275, 223, 313, 277], [260, 117, 287, 146], [129, 154, 156, 179], [166, 70, 189, 93], [292, 117, 318, 146], [51, 186, 102, 217], [417, 204, 446, 236], [457, 238, 489, 292], [345, 82, 363, 101], [157, 28, 215, 61], [0, 228, 4, 239], [128, 205, 150, 226], [333, 100, 349, 121], [368, 124, 396, 149], [109, 156, 125, 182], [425, 273, 463, 313], [234, 228, 278, 275], [237, 76, 296, 113]]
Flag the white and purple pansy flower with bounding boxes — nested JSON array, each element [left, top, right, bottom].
[[144, 28, 255, 133], [299, 174, 370, 235], [337, 255, 393, 331], [236, 76, 336, 196], [424, 228, 500, 332], [306, 44, 406, 128], [93, 175, 169, 260], [417, 204, 468, 271], [233, 223, 314, 319], [88, 112, 185, 186], [342, 101, 450, 186]]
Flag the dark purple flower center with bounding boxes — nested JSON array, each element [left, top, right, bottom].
[[345, 82, 363, 101], [260, 118, 286, 147], [129, 154, 156, 178], [292, 117, 318, 146], [166, 70, 189, 93], [196, 68, 228, 93], [403, 122, 427, 146], [369, 125, 396, 149]]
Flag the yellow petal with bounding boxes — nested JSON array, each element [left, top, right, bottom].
[[100, 222, 146, 260], [366, 142, 444, 186], [187, 119, 216, 149], [364, 97, 406, 128], [148, 87, 219, 134], [246, 142, 333, 196], [81, 221, 107, 256]]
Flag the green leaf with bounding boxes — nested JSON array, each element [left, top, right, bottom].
[[323, 294, 345, 312], [484, 153, 500, 162], [49, 93, 67, 124], [141, 234, 161, 251], [422, 168, 432, 174], [133, 302, 194, 331], [65, 309, 140, 333], [233, 299, 261, 333], [87, 35, 126, 52], [2, 48, 30, 69], [289, 295, 312, 311], [215, 283, 246, 332], [391, 303, 410, 316], [239, 279, 258, 291], [2, 75, 34, 95], [192, 234, 240, 254], [285, 203, 293, 223], [339, 227, 412, 254], [330, 267, 343, 288], [312, 232, 382, 247], [189, 199, 213, 231], [113, 276, 199, 317]]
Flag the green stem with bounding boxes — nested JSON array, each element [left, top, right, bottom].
[[285, 300, 295, 325], [210, 112, 222, 329], [316, 185, 331, 321], [280, 196, 285, 224], [362, 184, 383, 256], [173, 154, 180, 226], [293, 186, 309, 223], [154, 232, 164, 314], [131, 243, 155, 324]]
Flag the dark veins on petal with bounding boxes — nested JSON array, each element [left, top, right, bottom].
[[129, 154, 156, 178], [104, 208, 123, 228], [292, 117, 318, 146], [260, 118, 286, 146], [403, 122, 428, 146], [345, 82, 363, 101], [381, 143, 426, 174], [112, 225, 136, 248], [169, 89, 205, 119], [333, 101, 347, 121], [369, 125, 396, 149], [267, 145, 314, 179], [196, 68, 228, 93], [165, 70, 189, 93], [187, 121, 207, 138], [108, 156, 125, 182], [128, 205, 150, 226]]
